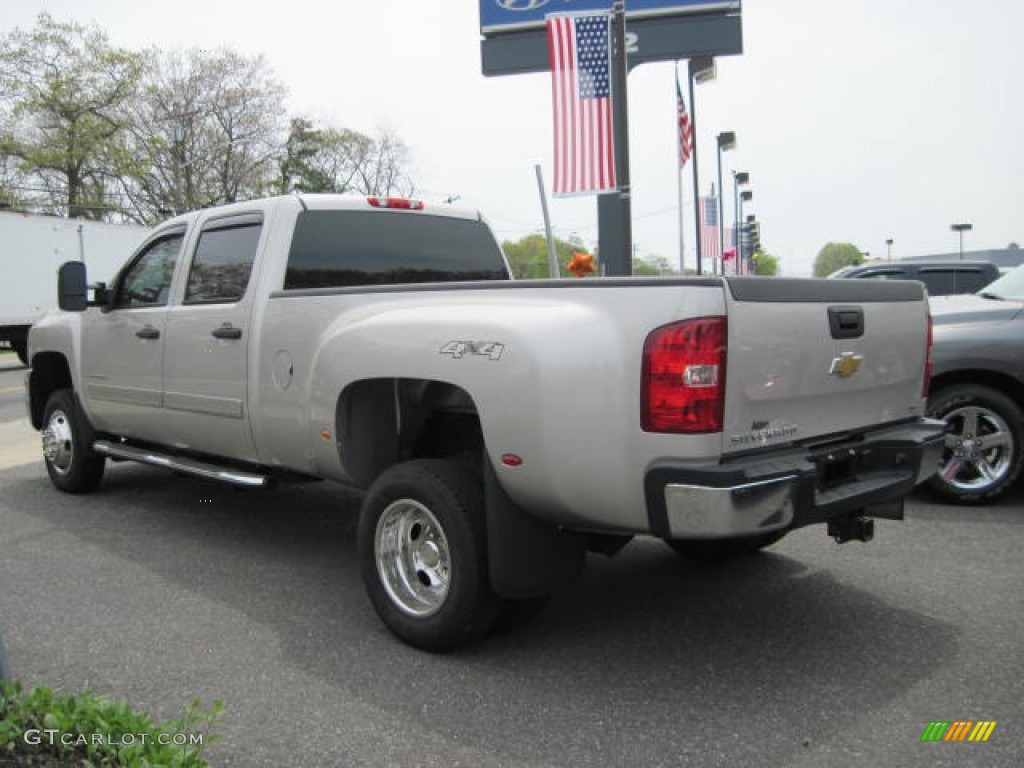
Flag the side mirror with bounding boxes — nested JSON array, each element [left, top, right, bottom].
[[90, 282, 110, 308], [57, 261, 88, 312]]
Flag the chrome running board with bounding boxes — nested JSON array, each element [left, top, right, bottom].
[[92, 440, 272, 488]]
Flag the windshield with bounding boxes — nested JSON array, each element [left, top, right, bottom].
[[977, 265, 1024, 300]]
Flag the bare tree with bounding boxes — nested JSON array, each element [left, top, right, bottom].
[[120, 48, 286, 221], [355, 129, 413, 197]]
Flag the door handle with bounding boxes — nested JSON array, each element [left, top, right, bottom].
[[211, 325, 243, 340], [827, 306, 864, 339], [136, 326, 160, 340]]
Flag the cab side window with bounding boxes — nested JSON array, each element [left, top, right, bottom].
[[115, 234, 184, 309], [184, 217, 262, 304]]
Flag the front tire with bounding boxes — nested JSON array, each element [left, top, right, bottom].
[[926, 384, 1024, 504], [358, 459, 503, 652], [41, 389, 105, 493]]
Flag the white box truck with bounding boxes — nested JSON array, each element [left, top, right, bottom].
[[0, 211, 148, 363]]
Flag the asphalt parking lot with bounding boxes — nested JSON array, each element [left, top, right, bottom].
[[1, 358, 1021, 767]]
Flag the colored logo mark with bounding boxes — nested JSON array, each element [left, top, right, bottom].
[[921, 721, 997, 742]]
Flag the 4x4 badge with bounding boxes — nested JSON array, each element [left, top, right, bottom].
[[830, 352, 864, 378]]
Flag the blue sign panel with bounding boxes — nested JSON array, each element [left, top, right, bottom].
[[481, 0, 739, 33]]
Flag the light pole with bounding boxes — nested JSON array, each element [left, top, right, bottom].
[[885, 238, 893, 260], [732, 171, 749, 274], [951, 223, 972, 260], [739, 189, 753, 273], [716, 131, 736, 275], [688, 56, 716, 275]]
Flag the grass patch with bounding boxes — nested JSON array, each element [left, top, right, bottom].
[[0, 681, 222, 767]]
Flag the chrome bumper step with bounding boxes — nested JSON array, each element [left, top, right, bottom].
[[92, 440, 272, 488]]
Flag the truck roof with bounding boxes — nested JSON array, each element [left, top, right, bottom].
[[155, 194, 484, 232]]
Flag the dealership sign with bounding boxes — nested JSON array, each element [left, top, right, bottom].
[[480, 0, 740, 33]]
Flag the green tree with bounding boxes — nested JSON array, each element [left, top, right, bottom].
[[502, 233, 590, 278], [813, 242, 864, 277], [753, 251, 780, 276], [0, 13, 145, 219], [278, 118, 335, 193], [277, 118, 413, 197]]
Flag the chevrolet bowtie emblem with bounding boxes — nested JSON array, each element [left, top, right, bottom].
[[830, 352, 864, 378]]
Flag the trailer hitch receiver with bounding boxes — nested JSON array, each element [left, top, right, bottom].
[[828, 515, 875, 544]]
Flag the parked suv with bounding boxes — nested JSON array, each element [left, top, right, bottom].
[[927, 265, 1024, 503], [831, 260, 1000, 296]]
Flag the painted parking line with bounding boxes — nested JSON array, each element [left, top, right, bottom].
[[0, 386, 25, 394]]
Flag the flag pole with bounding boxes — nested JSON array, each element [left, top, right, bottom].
[[675, 62, 685, 274], [607, 0, 632, 276], [687, 59, 703, 275], [677, 161, 685, 274]]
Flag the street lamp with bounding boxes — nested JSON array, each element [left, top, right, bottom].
[[739, 188, 753, 274], [716, 131, 736, 274], [688, 56, 715, 275], [950, 223, 972, 259], [885, 238, 893, 260], [732, 171, 749, 273]]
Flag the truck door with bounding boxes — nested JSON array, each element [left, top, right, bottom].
[[159, 213, 263, 462], [82, 228, 185, 438]]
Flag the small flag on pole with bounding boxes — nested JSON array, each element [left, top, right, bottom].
[[676, 74, 693, 167], [700, 196, 721, 261], [547, 13, 617, 196]]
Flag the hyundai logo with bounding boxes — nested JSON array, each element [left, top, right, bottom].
[[494, 0, 552, 10]]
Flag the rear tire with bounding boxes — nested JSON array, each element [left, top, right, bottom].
[[665, 531, 787, 561], [41, 389, 105, 493], [926, 384, 1024, 504], [358, 459, 503, 652]]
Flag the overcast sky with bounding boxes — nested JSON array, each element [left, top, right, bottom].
[[4, 0, 1022, 276]]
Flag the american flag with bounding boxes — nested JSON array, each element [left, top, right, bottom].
[[547, 14, 616, 196], [700, 196, 720, 261], [676, 74, 693, 167]]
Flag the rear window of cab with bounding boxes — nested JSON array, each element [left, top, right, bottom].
[[284, 210, 509, 290]]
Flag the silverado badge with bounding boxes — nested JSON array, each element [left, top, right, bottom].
[[830, 352, 864, 378]]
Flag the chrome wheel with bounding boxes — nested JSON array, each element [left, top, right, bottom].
[[939, 404, 1014, 492], [42, 408, 74, 475], [375, 499, 452, 617]]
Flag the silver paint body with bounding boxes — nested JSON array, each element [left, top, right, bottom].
[[29, 195, 933, 535]]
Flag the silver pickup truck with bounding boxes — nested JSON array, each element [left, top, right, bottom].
[[27, 194, 945, 650]]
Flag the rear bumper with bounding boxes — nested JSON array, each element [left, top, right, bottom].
[[645, 418, 946, 539]]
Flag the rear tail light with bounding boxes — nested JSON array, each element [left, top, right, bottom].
[[642, 317, 727, 433], [923, 313, 934, 398], [367, 196, 424, 210]]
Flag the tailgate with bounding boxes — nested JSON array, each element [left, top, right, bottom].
[[721, 277, 929, 455]]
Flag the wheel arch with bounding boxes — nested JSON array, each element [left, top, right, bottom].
[[335, 377, 484, 489], [930, 369, 1024, 411], [27, 352, 73, 429]]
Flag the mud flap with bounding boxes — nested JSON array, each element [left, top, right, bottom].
[[484, 460, 586, 599]]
